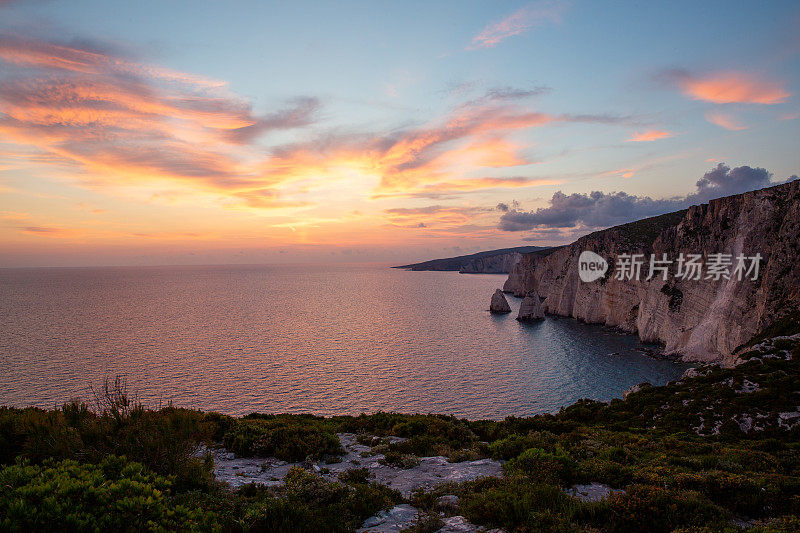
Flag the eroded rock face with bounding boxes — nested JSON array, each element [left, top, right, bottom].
[[503, 250, 558, 296], [517, 293, 544, 321], [460, 252, 522, 274], [490, 289, 512, 314], [502, 181, 800, 365]]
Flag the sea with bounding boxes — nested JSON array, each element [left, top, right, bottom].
[[0, 263, 687, 420]]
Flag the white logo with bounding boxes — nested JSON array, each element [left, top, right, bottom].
[[578, 251, 608, 282]]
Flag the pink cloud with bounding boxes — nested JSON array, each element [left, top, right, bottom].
[[705, 111, 748, 131], [667, 70, 790, 104], [468, 1, 568, 49], [0, 33, 320, 208], [626, 130, 673, 142]]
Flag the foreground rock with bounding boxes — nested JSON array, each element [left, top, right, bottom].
[[489, 289, 511, 314], [358, 504, 418, 532], [208, 433, 502, 497], [357, 506, 499, 533], [517, 293, 544, 321], [501, 179, 800, 365]]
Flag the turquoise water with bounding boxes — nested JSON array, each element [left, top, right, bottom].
[[0, 264, 686, 419]]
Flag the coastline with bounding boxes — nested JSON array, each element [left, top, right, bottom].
[[2, 334, 798, 531]]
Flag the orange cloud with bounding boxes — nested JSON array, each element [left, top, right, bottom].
[[382, 205, 491, 230], [0, 31, 621, 221], [259, 104, 618, 199], [594, 168, 635, 179], [254, 104, 554, 197], [469, 1, 568, 49], [671, 70, 790, 104], [0, 33, 320, 209], [705, 111, 748, 131], [626, 130, 673, 142]]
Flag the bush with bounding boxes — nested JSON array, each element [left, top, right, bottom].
[[606, 485, 727, 533], [223, 416, 343, 462], [0, 403, 218, 492], [338, 467, 372, 485], [241, 467, 400, 532], [505, 447, 578, 485], [459, 478, 575, 531], [488, 432, 557, 460], [380, 450, 420, 469], [0, 456, 211, 532]]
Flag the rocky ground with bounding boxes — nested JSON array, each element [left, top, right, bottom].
[[206, 433, 503, 496], [204, 432, 626, 532]]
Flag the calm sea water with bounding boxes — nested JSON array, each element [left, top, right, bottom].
[[0, 264, 686, 419]]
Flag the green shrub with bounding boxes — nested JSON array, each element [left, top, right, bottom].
[[338, 467, 372, 485], [607, 485, 727, 533], [459, 478, 575, 531], [0, 456, 211, 532], [380, 450, 420, 469], [241, 467, 400, 532], [223, 416, 343, 462], [505, 447, 578, 484]]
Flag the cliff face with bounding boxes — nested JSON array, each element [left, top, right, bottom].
[[503, 181, 800, 366], [503, 247, 562, 295], [459, 252, 522, 274]]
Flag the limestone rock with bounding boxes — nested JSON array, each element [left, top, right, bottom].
[[208, 433, 502, 496], [490, 289, 511, 314], [499, 180, 800, 366], [359, 504, 418, 532], [517, 293, 544, 321], [436, 494, 460, 512], [435, 515, 479, 533]]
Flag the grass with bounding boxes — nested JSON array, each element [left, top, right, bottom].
[[1, 336, 799, 531]]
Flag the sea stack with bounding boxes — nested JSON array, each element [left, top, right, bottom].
[[517, 292, 544, 321], [490, 289, 512, 314]]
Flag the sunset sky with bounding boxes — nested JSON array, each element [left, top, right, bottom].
[[1, 0, 799, 266]]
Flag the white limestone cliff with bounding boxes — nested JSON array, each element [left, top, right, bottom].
[[501, 180, 800, 366]]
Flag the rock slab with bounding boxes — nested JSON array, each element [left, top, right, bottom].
[[207, 433, 503, 497]]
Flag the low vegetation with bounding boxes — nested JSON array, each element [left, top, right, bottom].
[[1, 337, 799, 531]]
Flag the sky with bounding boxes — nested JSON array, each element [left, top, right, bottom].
[[0, 0, 798, 267]]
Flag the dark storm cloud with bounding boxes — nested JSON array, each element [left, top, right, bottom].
[[498, 164, 797, 231]]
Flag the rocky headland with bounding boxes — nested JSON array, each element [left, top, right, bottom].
[[502, 180, 800, 366], [394, 246, 547, 273]]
